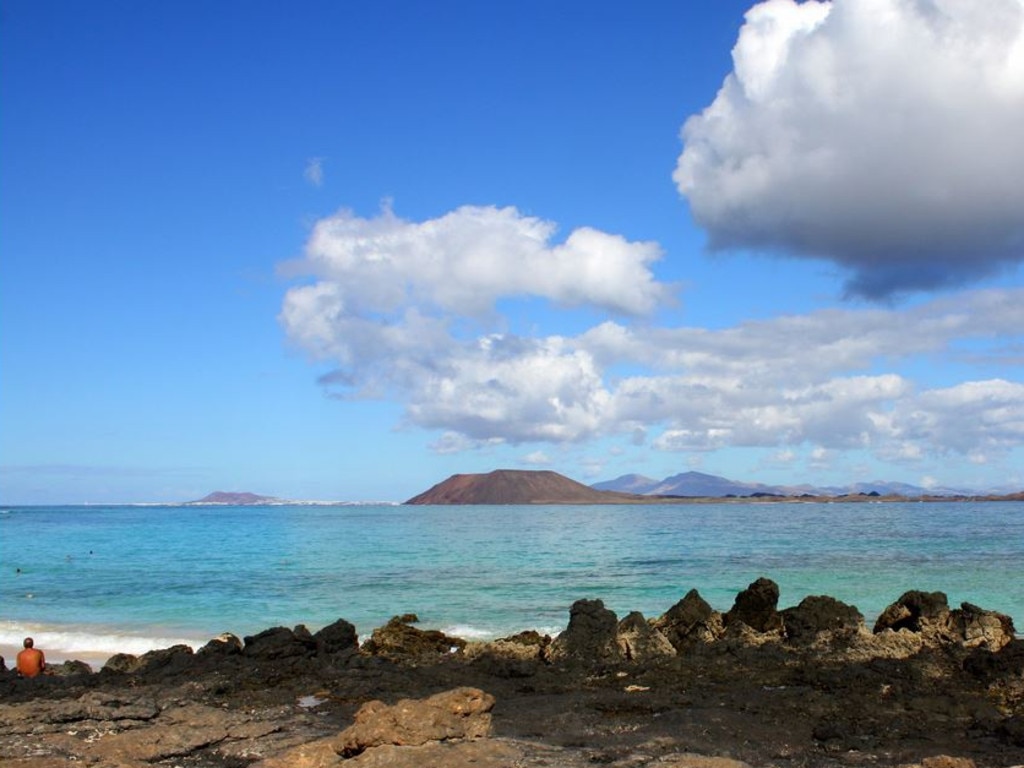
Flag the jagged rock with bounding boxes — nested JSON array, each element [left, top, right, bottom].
[[464, 631, 549, 678], [361, 615, 466, 657], [333, 687, 494, 757], [781, 595, 865, 643], [874, 590, 951, 635], [102, 652, 140, 674], [99, 645, 195, 676], [725, 577, 782, 634], [134, 644, 196, 676], [950, 602, 1016, 651], [653, 589, 723, 652], [547, 599, 621, 663], [616, 611, 675, 661], [198, 632, 244, 657], [845, 627, 926, 661], [244, 625, 318, 660], [47, 659, 93, 677], [314, 618, 359, 656]]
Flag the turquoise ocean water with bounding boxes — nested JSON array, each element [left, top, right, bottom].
[[1, 502, 1021, 664]]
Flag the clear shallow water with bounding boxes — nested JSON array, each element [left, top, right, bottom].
[[1, 502, 1021, 662]]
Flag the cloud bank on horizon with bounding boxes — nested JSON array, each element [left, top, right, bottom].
[[281, 0, 1024, 478]]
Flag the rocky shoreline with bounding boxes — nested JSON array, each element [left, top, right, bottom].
[[2, 578, 1022, 768]]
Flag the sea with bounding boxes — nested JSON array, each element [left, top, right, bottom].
[[1, 501, 1022, 665]]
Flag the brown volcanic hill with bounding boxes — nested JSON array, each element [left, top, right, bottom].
[[405, 469, 643, 505]]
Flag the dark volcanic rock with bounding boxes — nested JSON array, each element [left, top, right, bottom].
[[725, 577, 782, 634], [197, 632, 244, 657], [653, 588, 724, 651], [47, 659, 94, 677], [314, 617, 359, 656], [874, 589, 951, 634], [781, 595, 865, 643], [548, 598, 621, 663], [243, 625, 318, 660], [4, 585, 1023, 768], [100, 645, 196, 677], [362, 615, 467, 657]]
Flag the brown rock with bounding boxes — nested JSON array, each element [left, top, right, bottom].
[[252, 735, 340, 768], [342, 739, 525, 767], [657, 756, 753, 768], [333, 687, 495, 758], [950, 602, 1016, 651], [361, 615, 466, 658], [85, 703, 229, 762], [616, 611, 676, 661], [919, 757, 977, 768]]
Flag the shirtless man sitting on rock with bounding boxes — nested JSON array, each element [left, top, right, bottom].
[[16, 637, 46, 678]]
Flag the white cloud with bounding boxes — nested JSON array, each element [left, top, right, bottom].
[[297, 204, 668, 320], [304, 157, 324, 187], [676, 0, 1024, 296], [520, 451, 552, 466], [280, 200, 1024, 468], [889, 379, 1024, 461]]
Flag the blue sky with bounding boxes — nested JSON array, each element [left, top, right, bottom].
[[2, 0, 1022, 504]]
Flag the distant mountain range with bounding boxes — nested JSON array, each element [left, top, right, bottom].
[[188, 491, 281, 505], [591, 471, 971, 498], [190, 472, 1021, 506]]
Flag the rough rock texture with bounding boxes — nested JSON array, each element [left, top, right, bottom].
[[780, 594, 865, 644], [653, 589, 723, 651], [197, 631, 244, 657], [724, 577, 783, 634], [2, 582, 1022, 768], [244, 625, 319, 660], [951, 602, 1017, 650], [361, 615, 467, 658], [874, 592, 1016, 651], [548, 598, 621, 663], [874, 590, 953, 634], [616, 611, 676, 662], [314, 618, 360, 657], [333, 686, 494, 757]]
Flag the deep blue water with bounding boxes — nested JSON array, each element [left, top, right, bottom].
[[1, 501, 1021, 662]]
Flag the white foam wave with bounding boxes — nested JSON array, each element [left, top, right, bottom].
[[0, 620, 209, 665]]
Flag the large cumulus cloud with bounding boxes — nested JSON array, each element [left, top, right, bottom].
[[281, 204, 1024, 466], [675, 0, 1024, 297]]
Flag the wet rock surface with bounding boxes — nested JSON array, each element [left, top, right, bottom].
[[1, 578, 1021, 767]]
